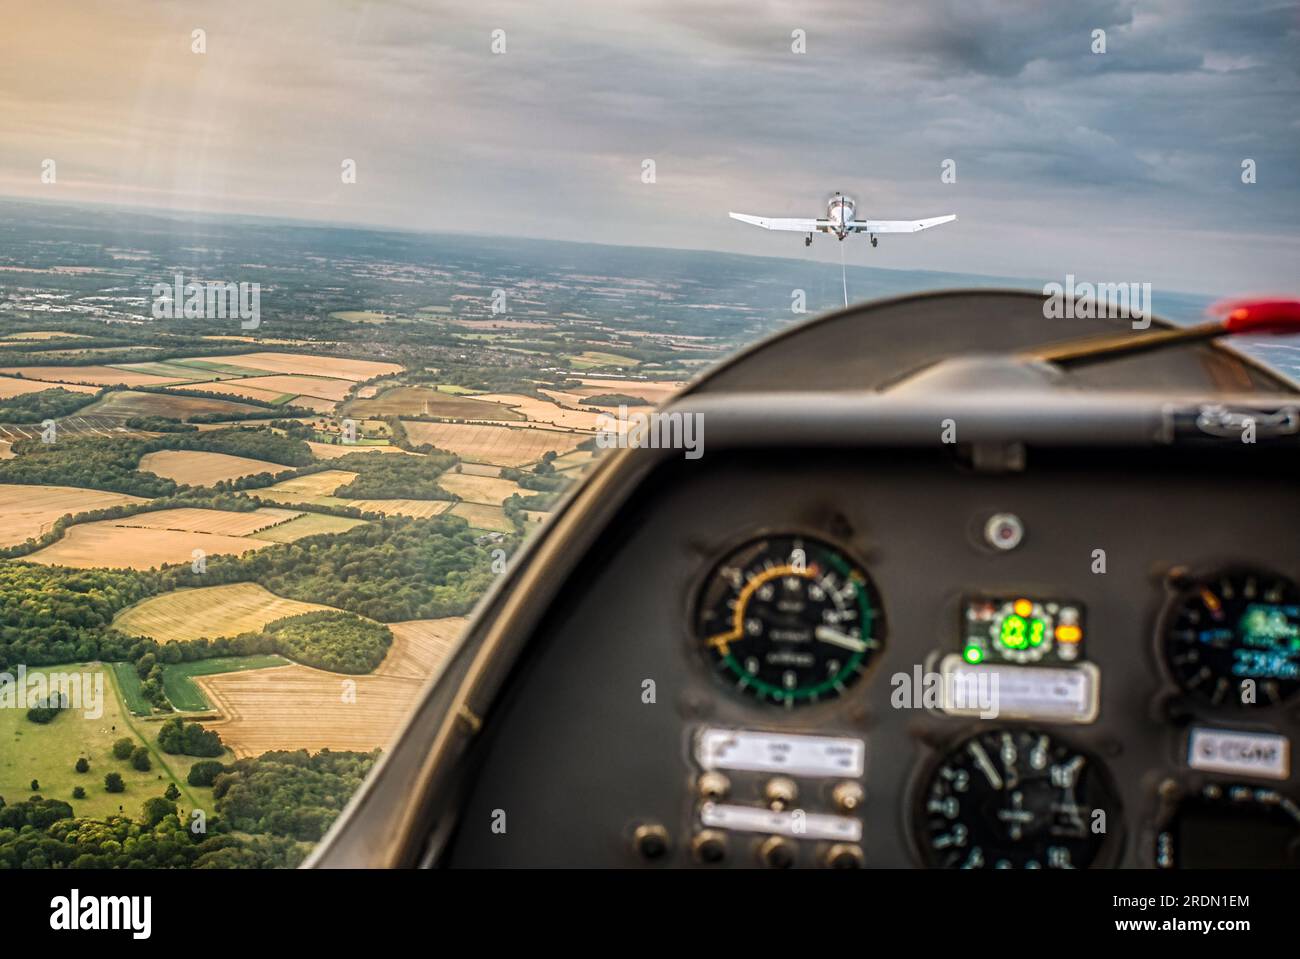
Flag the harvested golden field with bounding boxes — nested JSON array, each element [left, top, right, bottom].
[[380, 618, 469, 678], [80, 389, 262, 419], [174, 380, 288, 404], [0, 376, 99, 399], [437, 471, 521, 504], [550, 448, 599, 473], [115, 506, 301, 536], [401, 421, 585, 467], [0, 365, 186, 387], [448, 501, 513, 532], [0, 441, 11, 459], [288, 395, 337, 413], [194, 617, 467, 756], [348, 499, 454, 518], [306, 440, 409, 459], [138, 449, 289, 485], [344, 385, 524, 420], [0, 483, 146, 546], [113, 582, 333, 643], [26, 522, 272, 569], [250, 512, 369, 542], [223, 374, 354, 402], [215, 352, 402, 381], [254, 469, 357, 503], [475, 392, 603, 430], [577, 377, 685, 405]]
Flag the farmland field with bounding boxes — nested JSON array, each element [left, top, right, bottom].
[[162, 655, 290, 711], [287, 395, 338, 413], [448, 501, 513, 532], [221, 374, 355, 402], [576, 377, 685, 404], [252, 469, 357, 504], [138, 449, 290, 485], [27, 519, 274, 569], [193, 616, 467, 756], [79, 389, 263, 420], [401, 421, 585, 466], [249, 512, 369, 542], [213, 352, 403, 381], [114, 506, 302, 536], [0, 483, 146, 546], [437, 471, 521, 504], [474, 392, 603, 430], [0, 376, 100, 399], [172, 380, 291, 404], [113, 582, 334, 642], [344, 385, 524, 420], [306, 440, 408, 459], [0, 365, 187, 387]]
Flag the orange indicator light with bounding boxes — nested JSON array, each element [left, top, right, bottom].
[[1013, 599, 1033, 617], [1056, 624, 1082, 644]]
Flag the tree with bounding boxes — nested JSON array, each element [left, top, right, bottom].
[[29, 779, 39, 791], [164, 783, 180, 801], [140, 797, 177, 828], [187, 760, 224, 787], [130, 747, 151, 772], [72, 786, 86, 799], [104, 772, 125, 793], [74, 757, 90, 773], [112, 738, 135, 760]]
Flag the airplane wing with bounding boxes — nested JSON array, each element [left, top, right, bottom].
[[849, 214, 956, 234], [729, 212, 829, 232]]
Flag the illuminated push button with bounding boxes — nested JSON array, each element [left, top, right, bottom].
[[692, 829, 727, 864], [760, 835, 796, 869], [633, 823, 670, 860], [825, 843, 864, 869]]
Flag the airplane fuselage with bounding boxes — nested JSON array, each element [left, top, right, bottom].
[[827, 195, 856, 239]]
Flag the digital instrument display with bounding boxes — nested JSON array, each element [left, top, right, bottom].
[[1163, 569, 1300, 706], [1157, 784, 1300, 869], [696, 534, 884, 707], [962, 596, 1085, 664]]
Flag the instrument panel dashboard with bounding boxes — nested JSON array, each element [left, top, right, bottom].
[[443, 443, 1300, 868]]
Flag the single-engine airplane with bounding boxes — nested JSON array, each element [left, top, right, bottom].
[[730, 192, 956, 247]]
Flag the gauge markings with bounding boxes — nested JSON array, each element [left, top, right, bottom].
[[695, 535, 883, 706]]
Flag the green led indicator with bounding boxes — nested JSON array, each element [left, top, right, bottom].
[[963, 645, 984, 664]]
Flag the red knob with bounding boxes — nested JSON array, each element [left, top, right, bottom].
[[1208, 298, 1300, 335]]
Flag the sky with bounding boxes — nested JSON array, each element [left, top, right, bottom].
[[1, 0, 1298, 296]]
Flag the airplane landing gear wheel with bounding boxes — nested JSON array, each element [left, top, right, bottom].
[[871, 235, 878, 248], [805, 235, 812, 247]]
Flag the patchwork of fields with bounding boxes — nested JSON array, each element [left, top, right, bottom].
[[1, 341, 678, 787]]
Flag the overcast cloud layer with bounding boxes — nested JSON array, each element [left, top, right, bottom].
[[1, 0, 1297, 294]]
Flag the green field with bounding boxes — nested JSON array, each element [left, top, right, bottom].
[[162, 655, 289, 711], [0, 663, 215, 819], [111, 662, 152, 716]]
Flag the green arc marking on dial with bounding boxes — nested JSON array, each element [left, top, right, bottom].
[[719, 551, 877, 701]]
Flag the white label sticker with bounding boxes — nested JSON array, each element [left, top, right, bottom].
[[699, 802, 863, 842], [695, 728, 864, 778], [1188, 728, 1290, 780], [938, 655, 1100, 724]]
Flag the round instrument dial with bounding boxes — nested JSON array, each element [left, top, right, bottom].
[[914, 728, 1120, 869], [1162, 569, 1300, 707], [695, 534, 883, 707]]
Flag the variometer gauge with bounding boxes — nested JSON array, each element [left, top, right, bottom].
[[914, 728, 1121, 869], [1162, 569, 1300, 707], [695, 534, 884, 707]]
